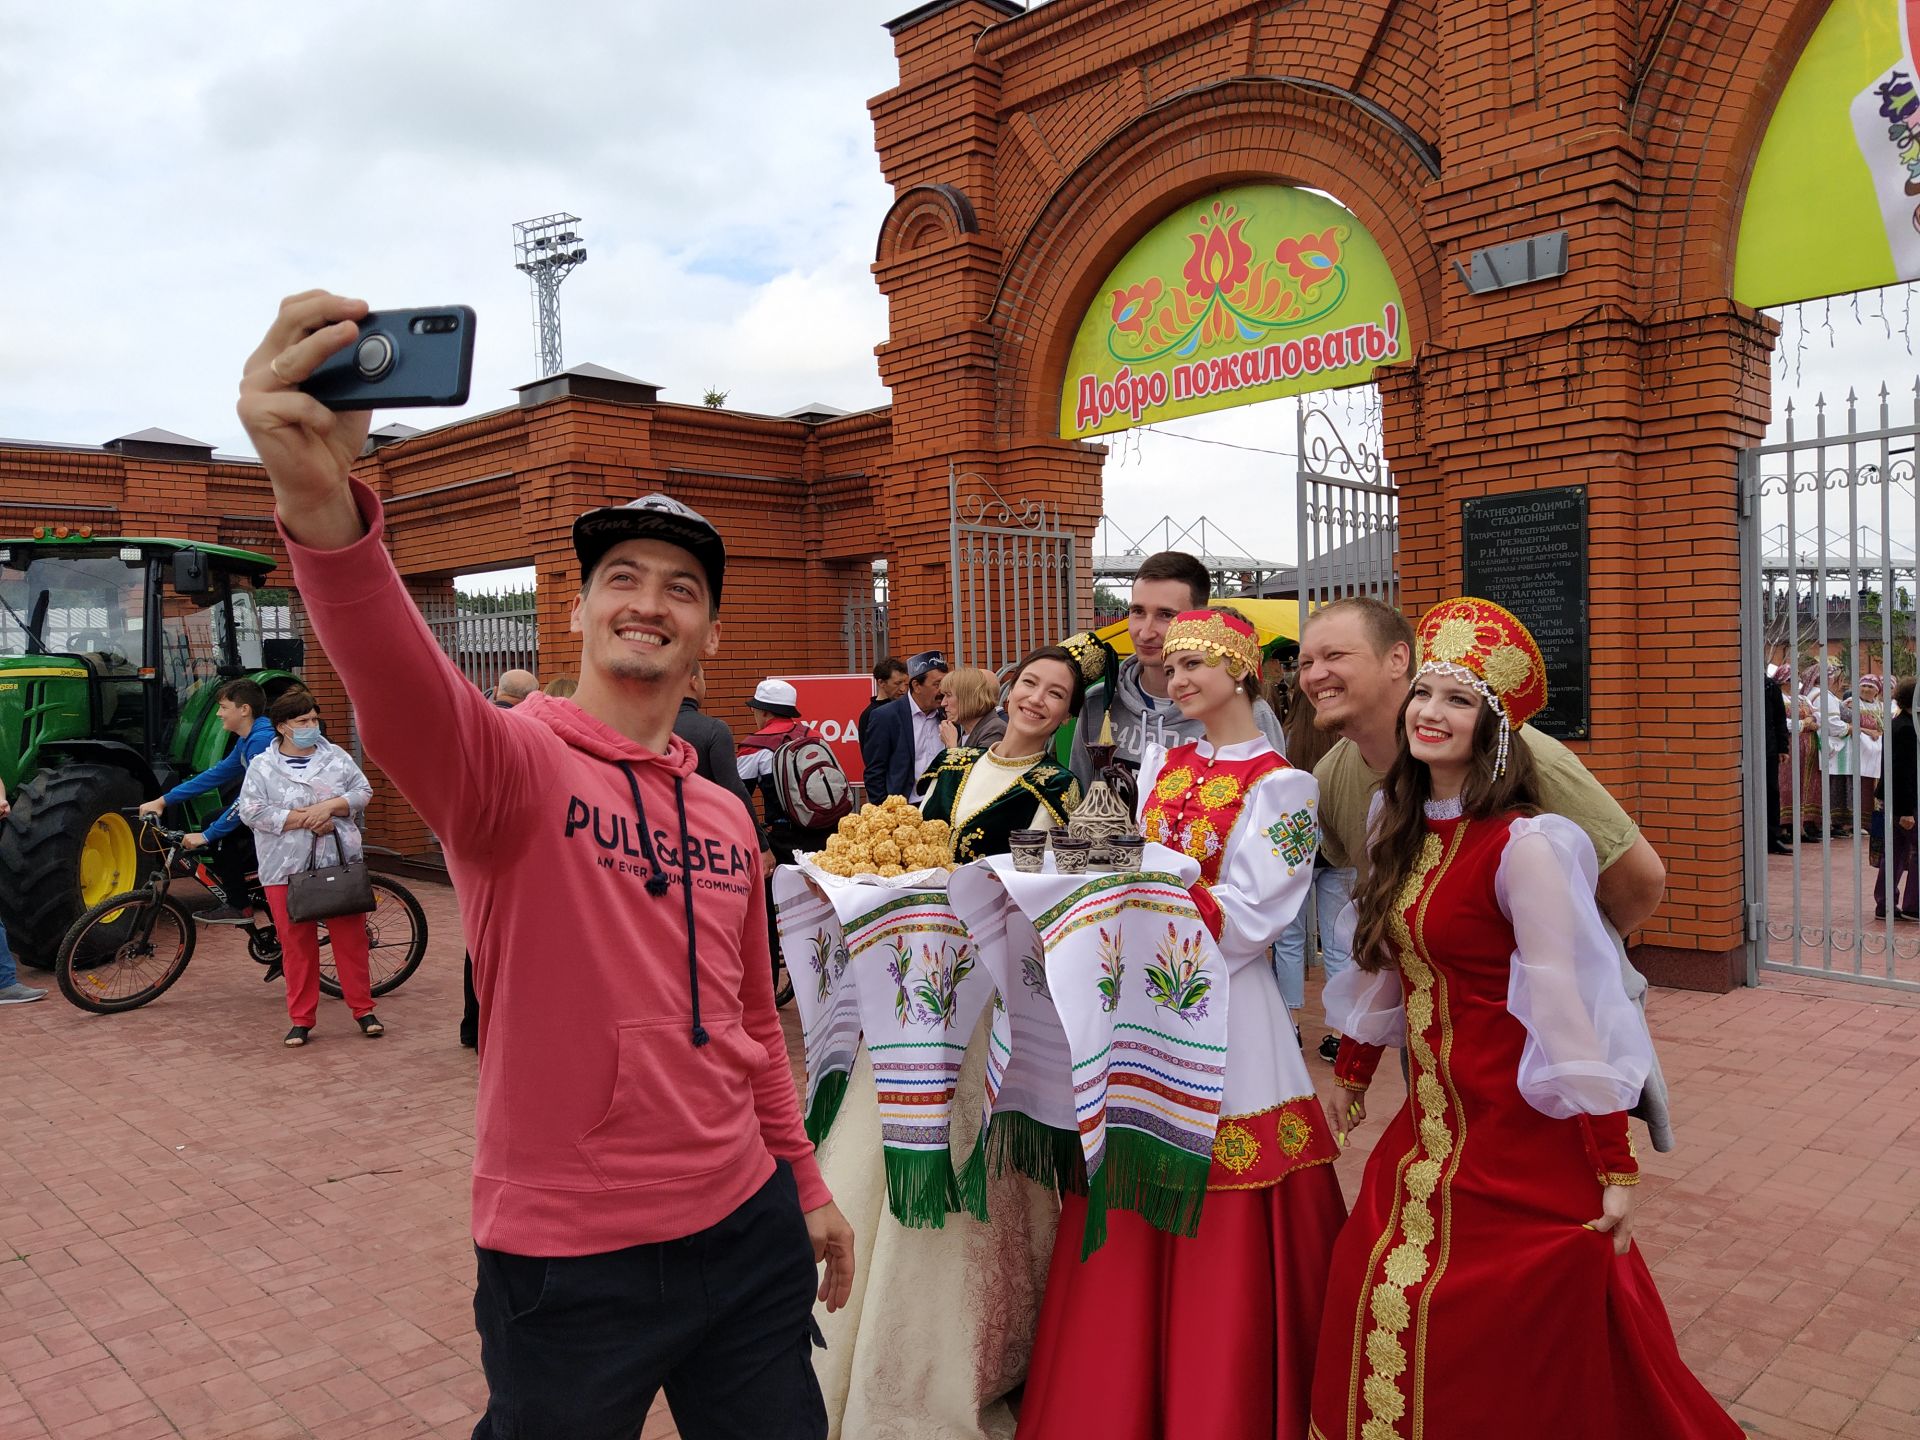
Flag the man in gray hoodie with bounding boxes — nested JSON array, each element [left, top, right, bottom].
[[1070, 550, 1285, 786]]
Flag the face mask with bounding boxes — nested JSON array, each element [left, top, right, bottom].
[[288, 725, 321, 750]]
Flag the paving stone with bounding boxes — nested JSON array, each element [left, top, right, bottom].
[[4, 875, 1916, 1437]]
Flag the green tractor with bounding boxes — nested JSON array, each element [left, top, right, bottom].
[[0, 527, 307, 967]]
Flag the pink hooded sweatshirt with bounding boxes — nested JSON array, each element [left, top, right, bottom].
[[283, 481, 827, 1256]]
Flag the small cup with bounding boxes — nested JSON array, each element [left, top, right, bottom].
[[1110, 832, 1146, 872], [1051, 836, 1091, 874], [1009, 829, 1049, 874]]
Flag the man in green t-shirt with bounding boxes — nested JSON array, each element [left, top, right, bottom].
[[1298, 596, 1674, 1149]]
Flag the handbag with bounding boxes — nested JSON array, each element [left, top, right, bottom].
[[284, 830, 376, 922]]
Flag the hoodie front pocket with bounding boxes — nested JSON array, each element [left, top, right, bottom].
[[577, 1015, 768, 1190]]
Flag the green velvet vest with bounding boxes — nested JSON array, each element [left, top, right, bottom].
[[920, 747, 1083, 862]]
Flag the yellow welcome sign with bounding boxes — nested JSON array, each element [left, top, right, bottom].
[[1059, 184, 1407, 441]]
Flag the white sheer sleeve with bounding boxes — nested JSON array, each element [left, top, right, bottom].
[[1322, 961, 1405, 1046], [1497, 815, 1652, 1118]]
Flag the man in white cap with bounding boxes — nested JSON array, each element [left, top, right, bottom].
[[235, 290, 850, 1440], [737, 678, 823, 866]]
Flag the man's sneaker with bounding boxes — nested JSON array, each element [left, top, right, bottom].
[[1317, 1033, 1342, 1063], [0, 982, 47, 1005], [199, 906, 254, 926]]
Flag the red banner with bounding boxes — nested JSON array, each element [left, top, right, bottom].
[[777, 673, 875, 783]]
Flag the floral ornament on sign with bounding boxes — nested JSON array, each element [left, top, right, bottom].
[[1110, 277, 1165, 338], [1106, 200, 1352, 365], [1145, 921, 1212, 1023]]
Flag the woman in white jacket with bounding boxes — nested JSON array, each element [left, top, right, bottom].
[[236, 690, 379, 1046]]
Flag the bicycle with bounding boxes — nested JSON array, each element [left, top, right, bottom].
[[55, 813, 429, 1014]]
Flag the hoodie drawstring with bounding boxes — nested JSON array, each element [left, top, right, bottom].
[[617, 761, 709, 1049], [672, 775, 709, 1049], [617, 761, 674, 898]]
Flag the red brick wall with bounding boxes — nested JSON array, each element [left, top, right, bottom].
[[1, 395, 894, 857], [869, 0, 1830, 980]]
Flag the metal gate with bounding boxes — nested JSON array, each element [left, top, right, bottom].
[[1294, 402, 1397, 631], [1741, 385, 1920, 993], [423, 591, 539, 698], [949, 464, 1077, 673], [844, 562, 890, 673]]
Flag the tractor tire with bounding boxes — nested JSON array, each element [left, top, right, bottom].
[[0, 764, 144, 969]]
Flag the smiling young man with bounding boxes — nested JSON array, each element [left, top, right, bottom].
[[237, 290, 851, 1440], [1297, 595, 1676, 1149], [1070, 550, 1286, 785]]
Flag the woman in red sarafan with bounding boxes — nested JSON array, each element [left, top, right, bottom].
[[1020, 607, 1346, 1440], [1309, 597, 1740, 1440]]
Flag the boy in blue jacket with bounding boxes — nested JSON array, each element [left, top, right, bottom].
[[140, 678, 278, 923]]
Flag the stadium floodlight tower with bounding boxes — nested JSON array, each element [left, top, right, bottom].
[[512, 213, 588, 378]]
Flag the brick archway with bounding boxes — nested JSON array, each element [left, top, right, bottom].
[[869, 0, 1840, 988], [984, 82, 1447, 445]]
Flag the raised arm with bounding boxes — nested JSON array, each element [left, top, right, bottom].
[[236, 293, 543, 856]]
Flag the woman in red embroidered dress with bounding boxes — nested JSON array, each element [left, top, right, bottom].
[[1021, 607, 1346, 1440], [1309, 598, 1739, 1440]]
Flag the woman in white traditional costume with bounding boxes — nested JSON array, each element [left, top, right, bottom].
[[1018, 606, 1346, 1440], [808, 646, 1085, 1440]]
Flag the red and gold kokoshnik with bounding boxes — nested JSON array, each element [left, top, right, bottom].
[[1163, 608, 1262, 679], [1414, 597, 1548, 730]]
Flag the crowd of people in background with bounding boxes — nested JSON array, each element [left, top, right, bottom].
[[1761, 645, 1920, 919]]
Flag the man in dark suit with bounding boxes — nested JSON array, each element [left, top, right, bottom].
[[863, 650, 948, 802], [857, 656, 908, 786], [1764, 656, 1791, 855]]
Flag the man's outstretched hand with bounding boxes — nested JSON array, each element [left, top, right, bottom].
[[236, 291, 375, 550]]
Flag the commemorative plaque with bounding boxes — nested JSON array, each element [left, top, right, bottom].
[[1460, 485, 1589, 739]]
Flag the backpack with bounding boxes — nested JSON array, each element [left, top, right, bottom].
[[772, 729, 853, 831]]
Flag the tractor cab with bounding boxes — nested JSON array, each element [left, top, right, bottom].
[[0, 527, 304, 965]]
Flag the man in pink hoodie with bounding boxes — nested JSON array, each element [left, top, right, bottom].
[[237, 291, 853, 1440]]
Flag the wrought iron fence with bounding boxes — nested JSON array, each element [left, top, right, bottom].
[[422, 592, 540, 698], [1294, 404, 1397, 629], [1742, 385, 1920, 993], [949, 464, 1077, 674]]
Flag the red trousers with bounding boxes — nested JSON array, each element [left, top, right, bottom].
[[263, 884, 373, 1027]]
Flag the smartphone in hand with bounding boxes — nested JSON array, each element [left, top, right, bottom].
[[301, 306, 476, 410]]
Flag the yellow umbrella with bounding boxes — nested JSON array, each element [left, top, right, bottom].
[[1089, 597, 1301, 657]]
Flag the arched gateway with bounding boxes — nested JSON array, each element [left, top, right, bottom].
[[869, 0, 1840, 993]]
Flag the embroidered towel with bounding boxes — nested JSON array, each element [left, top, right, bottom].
[[949, 844, 1229, 1254]]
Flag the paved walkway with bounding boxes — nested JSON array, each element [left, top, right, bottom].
[[1, 875, 1917, 1438]]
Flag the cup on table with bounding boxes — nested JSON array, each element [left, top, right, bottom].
[[1051, 836, 1091, 874], [1009, 829, 1050, 874], [1110, 832, 1146, 871]]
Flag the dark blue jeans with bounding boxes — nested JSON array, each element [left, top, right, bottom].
[[0, 919, 15, 988], [471, 1160, 825, 1440]]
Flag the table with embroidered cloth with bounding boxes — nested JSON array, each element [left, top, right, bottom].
[[944, 844, 1232, 1255], [770, 866, 995, 1227]]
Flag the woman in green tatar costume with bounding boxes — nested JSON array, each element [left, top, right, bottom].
[[916, 644, 1084, 857], [811, 644, 1084, 1440]]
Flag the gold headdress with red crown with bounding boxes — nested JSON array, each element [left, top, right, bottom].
[[1163, 608, 1262, 679], [1414, 597, 1548, 778]]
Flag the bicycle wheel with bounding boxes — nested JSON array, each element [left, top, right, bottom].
[[318, 875, 428, 999], [56, 891, 198, 1013]]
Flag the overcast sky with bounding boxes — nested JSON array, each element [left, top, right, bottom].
[[5, 1, 1920, 584]]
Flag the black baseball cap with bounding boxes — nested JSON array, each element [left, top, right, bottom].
[[572, 493, 726, 604]]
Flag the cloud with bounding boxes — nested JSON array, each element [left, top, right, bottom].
[[0, 0, 900, 451]]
